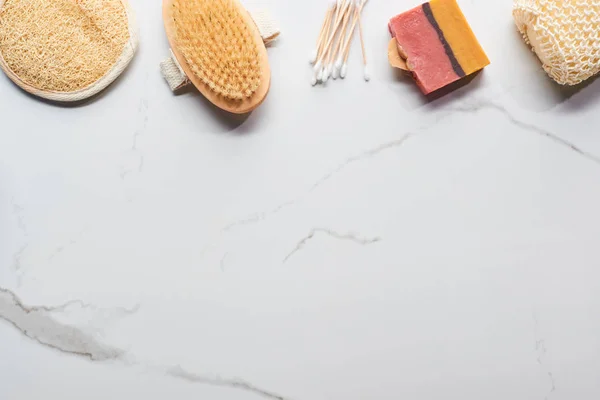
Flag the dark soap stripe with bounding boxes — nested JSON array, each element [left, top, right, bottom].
[[422, 2, 465, 77]]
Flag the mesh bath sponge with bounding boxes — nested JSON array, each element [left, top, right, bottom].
[[513, 0, 600, 85], [0, 0, 138, 102]]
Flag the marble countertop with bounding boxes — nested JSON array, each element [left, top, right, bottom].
[[2, 0, 600, 399]]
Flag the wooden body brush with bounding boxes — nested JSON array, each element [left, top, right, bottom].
[[162, 0, 276, 114]]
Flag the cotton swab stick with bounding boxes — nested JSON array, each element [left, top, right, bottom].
[[321, 0, 351, 82], [310, 17, 328, 65], [313, 0, 351, 72], [333, 4, 352, 74], [339, 0, 367, 78], [310, 1, 335, 64], [312, 7, 334, 85], [335, 0, 359, 73], [357, 6, 370, 81], [310, 0, 369, 85], [338, 6, 359, 78], [313, 1, 340, 78], [339, 29, 354, 78], [312, 3, 336, 84], [342, 0, 367, 55], [330, 0, 349, 33], [331, 1, 353, 78], [317, 9, 333, 60], [327, 3, 351, 80], [315, 18, 335, 82]]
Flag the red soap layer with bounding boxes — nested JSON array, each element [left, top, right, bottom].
[[389, 6, 459, 94]]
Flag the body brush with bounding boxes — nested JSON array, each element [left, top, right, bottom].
[[161, 0, 279, 114]]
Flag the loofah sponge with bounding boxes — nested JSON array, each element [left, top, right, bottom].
[[0, 0, 138, 102], [513, 0, 600, 85], [162, 0, 277, 113]]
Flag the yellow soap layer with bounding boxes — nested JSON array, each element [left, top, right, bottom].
[[428, 0, 489, 75]]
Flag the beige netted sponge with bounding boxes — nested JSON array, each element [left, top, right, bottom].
[[171, 0, 262, 100], [513, 0, 600, 85], [0, 0, 138, 102]]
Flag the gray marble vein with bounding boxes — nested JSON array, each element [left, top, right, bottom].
[[449, 99, 600, 166], [12, 244, 27, 273], [533, 313, 557, 399], [0, 287, 289, 399], [121, 72, 149, 180], [0, 287, 125, 361], [47, 228, 88, 263], [223, 199, 297, 232], [307, 134, 414, 193], [220, 252, 229, 271], [12, 199, 27, 235], [223, 133, 414, 234], [166, 365, 289, 400], [11, 199, 29, 284], [283, 228, 382, 263]]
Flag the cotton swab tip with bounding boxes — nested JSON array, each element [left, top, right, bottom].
[[309, 49, 318, 64], [364, 65, 371, 81], [322, 67, 330, 82], [313, 60, 322, 74], [340, 63, 348, 78], [325, 65, 332, 79], [311, 74, 318, 86], [334, 56, 343, 71], [316, 68, 324, 82], [332, 67, 339, 79]]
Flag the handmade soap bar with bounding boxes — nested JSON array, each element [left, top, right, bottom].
[[388, 0, 489, 94]]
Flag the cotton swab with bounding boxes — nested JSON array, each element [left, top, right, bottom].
[[340, 64, 347, 79], [322, 0, 351, 82], [357, 3, 370, 81], [316, 0, 342, 72], [310, 1, 335, 64], [310, 15, 328, 64], [310, 1, 336, 64], [309, 0, 369, 85], [339, 0, 367, 78], [319, 10, 333, 57], [312, 2, 336, 84], [331, 1, 353, 78], [339, 2, 362, 65], [332, 65, 339, 79], [313, 0, 351, 72]]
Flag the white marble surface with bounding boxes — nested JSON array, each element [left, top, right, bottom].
[[2, 0, 600, 399]]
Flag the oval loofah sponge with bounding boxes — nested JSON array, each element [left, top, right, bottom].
[[513, 0, 600, 85], [0, 0, 138, 102], [170, 0, 262, 101]]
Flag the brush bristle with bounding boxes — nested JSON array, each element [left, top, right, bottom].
[[171, 0, 262, 100]]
